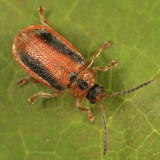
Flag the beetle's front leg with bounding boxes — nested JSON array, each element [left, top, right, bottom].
[[29, 91, 62, 105], [76, 98, 94, 123]]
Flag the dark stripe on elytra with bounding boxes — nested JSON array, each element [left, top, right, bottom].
[[17, 50, 65, 91], [35, 29, 85, 65]]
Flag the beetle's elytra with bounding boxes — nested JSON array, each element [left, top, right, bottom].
[[12, 6, 155, 155]]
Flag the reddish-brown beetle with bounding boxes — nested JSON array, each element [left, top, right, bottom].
[[12, 7, 155, 155]]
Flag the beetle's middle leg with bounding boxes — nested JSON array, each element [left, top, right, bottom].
[[28, 91, 62, 105], [84, 41, 111, 69]]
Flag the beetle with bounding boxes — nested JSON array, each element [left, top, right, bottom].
[[12, 6, 155, 155]]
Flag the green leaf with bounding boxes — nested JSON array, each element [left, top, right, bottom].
[[0, 0, 159, 159]]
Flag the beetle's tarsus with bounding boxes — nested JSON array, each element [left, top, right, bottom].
[[89, 115, 94, 123], [38, 6, 43, 13], [16, 80, 25, 85], [28, 98, 34, 105], [103, 41, 111, 48]]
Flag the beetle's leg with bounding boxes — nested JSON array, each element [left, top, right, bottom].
[[91, 61, 117, 73], [17, 76, 40, 85], [31, 79, 41, 84], [84, 41, 111, 69], [28, 91, 62, 105], [38, 6, 55, 30], [77, 98, 94, 123], [17, 76, 32, 85]]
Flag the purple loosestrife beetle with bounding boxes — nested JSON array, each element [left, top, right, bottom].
[[12, 6, 155, 155]]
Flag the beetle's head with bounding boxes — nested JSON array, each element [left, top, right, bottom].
[[86, 84, 104, 104]]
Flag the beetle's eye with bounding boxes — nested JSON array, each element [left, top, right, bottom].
[[101, 87, 105, 93], [77, 79, 88, 90]]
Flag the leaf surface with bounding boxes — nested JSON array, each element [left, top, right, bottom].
[[0, 0, 160, 159]]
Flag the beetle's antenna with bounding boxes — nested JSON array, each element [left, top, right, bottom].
[[99, 101, 107, 155], [103, 79, 155, 98]]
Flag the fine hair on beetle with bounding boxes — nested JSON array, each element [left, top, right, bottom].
[[12, 6, 155, 155]]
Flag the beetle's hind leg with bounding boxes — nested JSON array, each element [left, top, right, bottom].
[[16, 76, 40, 85], [38, 6, 55, 30], [77, 98, 94, 123], [28, 91, 62, 105]]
